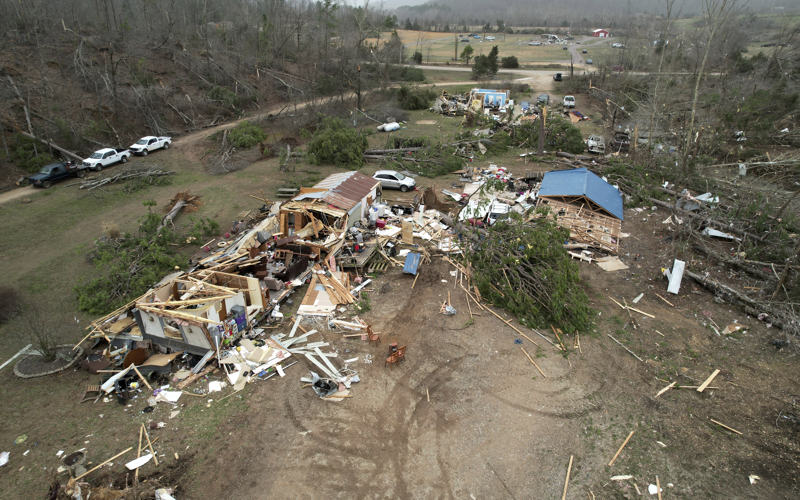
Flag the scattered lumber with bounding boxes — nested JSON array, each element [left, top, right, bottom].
[[655, 381, 676, 398], [72, 446, 133, 481], [607, 334, 644, 362], [709, 418, 743, 435], [520, 347, 546, 377], [561, 455, 574, 500], [696, 369, 720, 393], [608, 430, 635, 466]]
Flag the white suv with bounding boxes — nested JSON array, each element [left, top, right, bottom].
[[373, 170, 416, 192]]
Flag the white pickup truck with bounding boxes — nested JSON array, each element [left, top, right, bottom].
[[82, 148, 131, 171], [129, 136, 172, 155], [563, 95, 576, 108]]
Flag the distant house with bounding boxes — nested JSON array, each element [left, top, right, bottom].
[[592, 29, 610, 38]]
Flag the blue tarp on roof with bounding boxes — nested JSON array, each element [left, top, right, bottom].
[[538, 168, 624, 220]]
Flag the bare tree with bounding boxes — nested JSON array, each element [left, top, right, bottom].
[[681, 0, 739, 175], [647, 0, 677, 163]]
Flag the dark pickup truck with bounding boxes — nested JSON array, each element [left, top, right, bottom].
[[28, 161, 85, 188]]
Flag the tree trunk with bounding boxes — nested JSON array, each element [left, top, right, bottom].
[[682, 0, 736, 176]]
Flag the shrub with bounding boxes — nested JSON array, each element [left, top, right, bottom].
[[189, 216, 220, 239], [75, 203, 183, 315], [9, 134, 55, 173], [412, 51, 423, 64], [380, 64, 425, 82], [207, 85, 254, 110], [207, 85, 237, 108], [0, 286, 21, 323], [307, 117, 368, 167], [545, 117, 585, 154], [228, 121, 267, 148], [501, 56, 519, 68], [397, 85, 436, 110], [390, 136, 428, 148], [399, 66, 425, 82]]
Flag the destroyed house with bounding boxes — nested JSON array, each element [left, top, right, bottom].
[[134, 271, 267, 355], [288, 171, 381, 230], [469, 89, 510, 109], [537, 168, 623, 253]]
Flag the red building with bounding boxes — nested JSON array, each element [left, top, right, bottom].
[[592, 29, 610, 38]]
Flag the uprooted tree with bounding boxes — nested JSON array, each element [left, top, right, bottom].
[[466, 212, 594, 334]]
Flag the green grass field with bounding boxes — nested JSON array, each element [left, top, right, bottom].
[[399, 31, 571, 64]]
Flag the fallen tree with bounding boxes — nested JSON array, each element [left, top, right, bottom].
[[465, 213, 594, 334], [77, 168, 174, 190]]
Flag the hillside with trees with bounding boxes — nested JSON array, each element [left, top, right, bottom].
[[0, 0, 405, 184]]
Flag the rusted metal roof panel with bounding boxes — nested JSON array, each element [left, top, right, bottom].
[[321, 172, 379, 210]]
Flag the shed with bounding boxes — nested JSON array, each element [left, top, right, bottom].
[[592, 29, 610, 38], [537, 168, 623, 253], [538, 168, 623, 220]]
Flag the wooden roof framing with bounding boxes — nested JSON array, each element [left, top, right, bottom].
[[536, 197, 621, 253]]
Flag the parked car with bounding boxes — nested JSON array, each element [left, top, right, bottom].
[[373, 170, 416, 192], [611, 42, 625, 48], [586, 58, 593, 64], [562, 46, 568, 50], [537, 93, 550, 105], [528, 41, 542, 46], [553, 72, 563, 81], [485, 35, 496, 41], [28, 161, 85, 188], [581, 49, 588, 54], [586, 135, 606, 154], [129, 136, 171, 156], [563, 95, 576, 108], [82, 148, 130, 171]]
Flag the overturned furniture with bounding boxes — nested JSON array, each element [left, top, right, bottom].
[[536, 168, 623, 254]]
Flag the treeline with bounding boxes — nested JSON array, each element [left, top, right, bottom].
[[0, 0, 404, 173]]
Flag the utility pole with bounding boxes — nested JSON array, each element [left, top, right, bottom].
[[454, 33, 457, 61], [538, 106, 546, 154], [356, 64, 361, 110]]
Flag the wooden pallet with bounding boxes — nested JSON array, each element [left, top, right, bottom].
[[368, 260, 388, 273]]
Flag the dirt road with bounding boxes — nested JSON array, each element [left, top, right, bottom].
[[0, 185, 36, 204]]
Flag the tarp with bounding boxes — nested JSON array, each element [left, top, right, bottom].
[[538, 168, 624, 220], [403, 252, 421, 275]]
